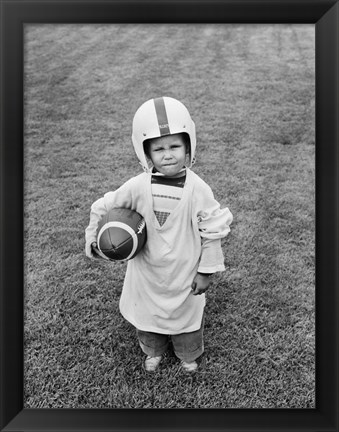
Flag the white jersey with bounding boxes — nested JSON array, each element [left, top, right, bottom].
[[85, 168, 233, 334]]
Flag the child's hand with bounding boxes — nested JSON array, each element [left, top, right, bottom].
[[91, 242, 110, 261], [191, 273, 211, 295]]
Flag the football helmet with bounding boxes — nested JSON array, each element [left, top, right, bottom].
[[131, 96, 196, 172]]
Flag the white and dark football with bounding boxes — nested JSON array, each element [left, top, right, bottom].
[[97, 208, 147, 261]]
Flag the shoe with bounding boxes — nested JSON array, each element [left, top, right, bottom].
[[144, 355, 162, 372], [181, 360, 198, 372]]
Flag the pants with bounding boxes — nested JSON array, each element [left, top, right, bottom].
[[136, 318, 204, 363]]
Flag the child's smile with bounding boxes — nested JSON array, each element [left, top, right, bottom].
[[148, 134, 187, 177]]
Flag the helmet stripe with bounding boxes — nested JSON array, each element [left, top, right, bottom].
[[154, 97, 170, 136]]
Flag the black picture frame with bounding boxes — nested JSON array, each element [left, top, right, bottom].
[[1, 0, 338, 431]]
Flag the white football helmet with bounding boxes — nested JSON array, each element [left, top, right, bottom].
[[131, 96, 196, 172]]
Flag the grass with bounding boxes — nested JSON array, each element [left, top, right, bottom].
[[24, 24, 315, 408]]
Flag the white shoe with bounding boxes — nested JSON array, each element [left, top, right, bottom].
[[181, 360, 198, 372], [144, 355, 162, 372]]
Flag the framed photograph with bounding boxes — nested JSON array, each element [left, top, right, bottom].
[[1, 0, 338, 431]]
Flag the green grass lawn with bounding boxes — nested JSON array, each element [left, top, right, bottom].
[[24, 24, 315, 408]]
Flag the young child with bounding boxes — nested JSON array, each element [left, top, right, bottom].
[[85, 97, 233, 373]]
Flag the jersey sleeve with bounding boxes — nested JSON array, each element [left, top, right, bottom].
[[84, 178, 136, 257], [193, 179, 233, 273], [195, 182, 233, 240], [198, 238, 226, 274]]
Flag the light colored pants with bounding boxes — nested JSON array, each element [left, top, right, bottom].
[[136, 318, 204, 363]]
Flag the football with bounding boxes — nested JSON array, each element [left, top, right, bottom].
[[97, 208, 147, 261]]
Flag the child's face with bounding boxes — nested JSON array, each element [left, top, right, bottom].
[[147, 134, 188, 177]]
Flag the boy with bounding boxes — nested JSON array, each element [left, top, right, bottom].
[[85, 97, 233, 372]]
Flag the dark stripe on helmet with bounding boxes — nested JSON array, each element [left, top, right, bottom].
[[154, 97, 170, 136]]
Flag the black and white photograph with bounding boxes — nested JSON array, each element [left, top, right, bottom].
[[1, 1, 338, 431], [24, 23, 315, 408]]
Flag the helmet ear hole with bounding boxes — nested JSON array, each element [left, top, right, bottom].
[[143, 139, 151, 158], [183, 132, 191, 157]]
